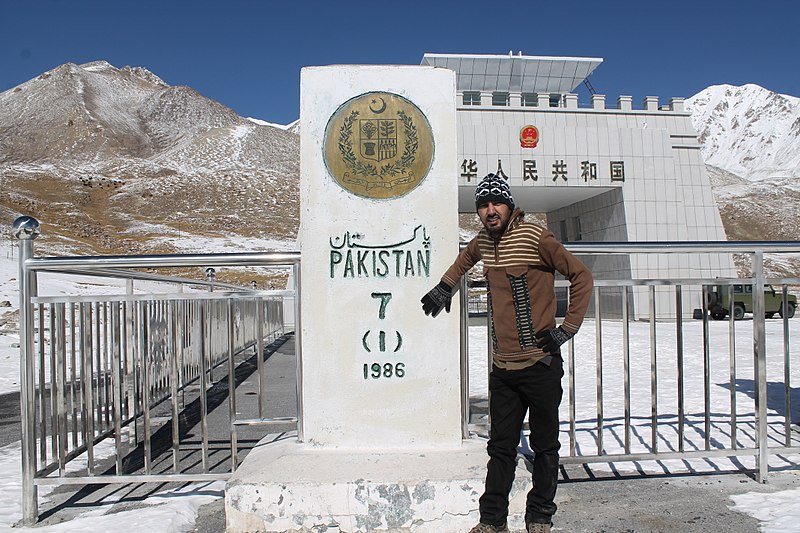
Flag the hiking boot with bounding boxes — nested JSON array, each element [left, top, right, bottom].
[[468, 522, 509, 533], [526, 522, 552, 533]]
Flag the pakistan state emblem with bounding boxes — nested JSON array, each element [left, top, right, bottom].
[[324, 91, 434, 199]]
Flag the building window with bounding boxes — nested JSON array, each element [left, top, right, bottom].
[[462, 92, 481, 106], [521, 93, 538, 107], [492, 92, 510, 106], [549, 94, 561, 108]]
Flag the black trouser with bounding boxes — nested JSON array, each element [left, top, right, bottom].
[[479, 357, 563, 526]]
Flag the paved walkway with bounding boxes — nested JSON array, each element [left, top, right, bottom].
[[551, 465, 798, 533]]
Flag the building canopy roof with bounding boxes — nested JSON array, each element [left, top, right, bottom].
[[421, 53, 603, 94]]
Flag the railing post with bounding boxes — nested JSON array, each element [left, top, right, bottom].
[[702, 286, 712, 451], [753, 251, 768, 482], [293, 262, 304, 442], [649, 285, 658, 452], [594, 286, 604, 455], [205, 267, 216, 292], [227, 300, 238, 470], [676, 286, 685, 452], [728, 284, 738, 450], [459, 277, 469, 439], [781, 284, 792, 447], [13, 216, 40, 525], [622, 285, 631, 454]]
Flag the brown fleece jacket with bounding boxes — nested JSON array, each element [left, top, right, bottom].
[[442, 209, 593, 369]]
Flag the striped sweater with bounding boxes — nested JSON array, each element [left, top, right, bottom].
[[442, 209, 593, 369]]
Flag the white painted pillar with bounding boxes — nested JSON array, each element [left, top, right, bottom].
[[299, 65, 461, 449]]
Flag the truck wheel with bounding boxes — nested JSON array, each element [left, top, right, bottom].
[[706, 291, 718, 307], [780, 304, 796, 319], [733, 304, 745, 320], [711, 311, 726, 320], [766, 312, 775, 319]]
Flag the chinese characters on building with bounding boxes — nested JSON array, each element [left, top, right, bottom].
[[463, 158, 626, 183], [460, 159, 477, 182]]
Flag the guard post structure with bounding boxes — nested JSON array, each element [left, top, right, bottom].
[[225, 65, 512, 532]]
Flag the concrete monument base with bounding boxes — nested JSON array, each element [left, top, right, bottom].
[[225, 436, 534, 532]]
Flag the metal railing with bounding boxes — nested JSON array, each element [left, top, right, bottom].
[[459, 241, 800, 485], [13, 217, 301, 524], [13, 214, 800, 524]]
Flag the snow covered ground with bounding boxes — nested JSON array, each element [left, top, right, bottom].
[[0, 252, 799, 531]]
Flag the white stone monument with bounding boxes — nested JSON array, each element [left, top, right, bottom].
[[225, 66, 539, 532], [296, 65, 462, 449]]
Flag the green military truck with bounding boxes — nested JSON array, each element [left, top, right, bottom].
[[706, 283, 797, 320]]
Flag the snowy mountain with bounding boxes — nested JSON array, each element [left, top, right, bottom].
[[686, 84, 800, 265], [0, 61, 299, 270], [686, 84, 800, 181]]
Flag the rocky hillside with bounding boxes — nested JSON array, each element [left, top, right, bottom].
[[0, 61, 299, 262]]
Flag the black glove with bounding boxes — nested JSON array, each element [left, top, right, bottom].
[[421, 281, 452, 318], [535, 326, 574, 354]]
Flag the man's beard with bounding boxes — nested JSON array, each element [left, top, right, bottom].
[[486, 221, 508, 240]]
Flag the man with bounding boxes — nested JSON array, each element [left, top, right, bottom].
[[421, 174, 593, 533]]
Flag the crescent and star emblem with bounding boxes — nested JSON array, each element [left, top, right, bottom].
[[369, 97, 387, 114]]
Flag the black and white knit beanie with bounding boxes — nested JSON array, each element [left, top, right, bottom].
[[474, 173, 515, 211]]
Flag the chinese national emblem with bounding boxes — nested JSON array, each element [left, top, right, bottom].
[[520, 125, 539, 148], [324, 91, 434, 199]]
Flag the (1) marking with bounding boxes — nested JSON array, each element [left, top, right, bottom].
[[363, 330, 371, 352], [363, 330, 403, 353]]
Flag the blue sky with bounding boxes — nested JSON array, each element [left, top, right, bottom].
[[3, 0, 798, 125]]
